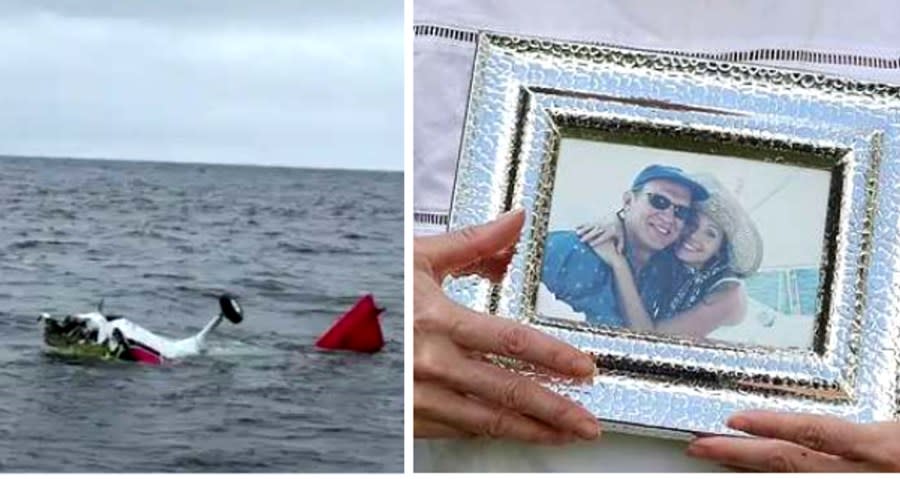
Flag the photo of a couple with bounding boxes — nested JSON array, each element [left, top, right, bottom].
[[537, 139, 830, 348]]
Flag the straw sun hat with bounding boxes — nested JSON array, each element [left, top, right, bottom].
[[689, 173, 763, 276]]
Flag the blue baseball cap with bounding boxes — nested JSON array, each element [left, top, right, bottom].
[[631, 164, 709, 201]]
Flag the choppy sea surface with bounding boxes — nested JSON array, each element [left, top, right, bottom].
[[0, 157, 403, 472]]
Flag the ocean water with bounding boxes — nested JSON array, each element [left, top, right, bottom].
[[0, 157, 403, 472]]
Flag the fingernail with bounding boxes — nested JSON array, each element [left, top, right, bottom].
[[570, 355, 596, 377], [727, 415, 749, 431], [575, 418, 601, 440], [498, 208, 524, 220], [685, 441, 708, 458]]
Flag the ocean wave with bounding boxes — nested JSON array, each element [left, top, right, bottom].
[[0, 157, 402, 472], [6, 239, 88, 250], [235, 277, 297, 292], [276, 241, 359, 255], [38, 208, 77, 220], [141, 272, 197, 281]]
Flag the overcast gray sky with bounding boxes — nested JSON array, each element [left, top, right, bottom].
[[0, 0, 402, 170]]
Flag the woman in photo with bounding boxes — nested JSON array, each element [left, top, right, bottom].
[[580, 174, 763, 338]]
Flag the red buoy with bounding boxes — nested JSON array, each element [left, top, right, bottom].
[[315, 294, 385, 353]]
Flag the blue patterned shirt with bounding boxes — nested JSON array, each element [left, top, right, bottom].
[[541, 230, 677, 327]]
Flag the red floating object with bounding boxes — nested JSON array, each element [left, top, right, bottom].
[[315, 294, 385, 353]]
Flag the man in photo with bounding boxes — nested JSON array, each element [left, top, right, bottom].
[[540, 164, 708, 327], [579, 173, 764, 338]]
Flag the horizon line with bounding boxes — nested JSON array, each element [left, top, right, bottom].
[[0, 153, 402, 173]]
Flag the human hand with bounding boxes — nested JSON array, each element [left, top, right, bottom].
[[576, 218, 624, 255], [589, 236, 625, 268], [686, 410, 900, 472], [576, 219, 625, 266], [415, 209, 601, 444]]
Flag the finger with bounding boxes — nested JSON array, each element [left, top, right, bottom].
[[585, 233, 621, 256], [449, 244, 516, 283], [726, 410, 874, 461], [857, 421, 900, 467], [595, 228, 618, 245], [419, 209, 525, 278], [445, 303, 596, 378], [415, 380, 572, 444], [465, 394, 579, 446], [588, 238, 613, 251], [440, 356, 600, 440], [415, 416, 474, 438], [579, 227, 606, 244], [686, 436, 870, 472], [575, 225, 601, 241]]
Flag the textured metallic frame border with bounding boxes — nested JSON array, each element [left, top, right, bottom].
[[446, 33, 900, 438], [414, 23, 900, 70]]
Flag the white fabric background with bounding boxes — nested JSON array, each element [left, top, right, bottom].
[[413, 0, 900, 471], [414, 0, 900, 217]]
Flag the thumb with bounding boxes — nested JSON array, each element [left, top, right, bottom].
[[421, 209, 525, 278]]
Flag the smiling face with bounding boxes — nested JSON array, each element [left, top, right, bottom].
[[676, 213, 725, 268], [622, 179, 694, 254]]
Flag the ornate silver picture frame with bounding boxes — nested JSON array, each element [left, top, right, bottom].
[[445, 33, 900, 438]]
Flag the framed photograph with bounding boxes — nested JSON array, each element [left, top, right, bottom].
[[446, 33, 900, 438], [537, 139, 829, 351]]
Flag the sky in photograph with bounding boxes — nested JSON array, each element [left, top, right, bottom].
[[0, 0, 402, 170]]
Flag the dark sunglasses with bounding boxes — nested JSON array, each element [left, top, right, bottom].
[[645, 192, 694, 221]]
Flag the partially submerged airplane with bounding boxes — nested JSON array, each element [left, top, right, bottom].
[[37, 294, 244, 365], [36, 292, 385, 365]]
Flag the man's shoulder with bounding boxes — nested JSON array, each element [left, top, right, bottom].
[[546, 230, 608, 263], [543, 229, 614, 279]]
